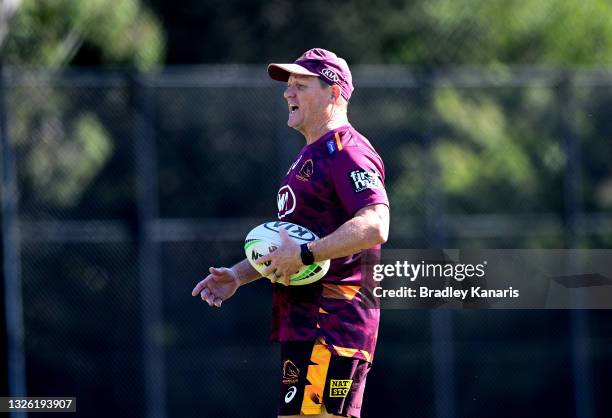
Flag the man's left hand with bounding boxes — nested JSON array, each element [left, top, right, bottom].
[[258, 228, 302, 286]]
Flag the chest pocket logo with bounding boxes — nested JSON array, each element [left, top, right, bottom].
[[277, 185, 296, 219], [296, 159, 314, 181]]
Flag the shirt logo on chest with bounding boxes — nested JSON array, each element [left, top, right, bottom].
[[296, 159, 314, 182], [277, 185, 296, 219]]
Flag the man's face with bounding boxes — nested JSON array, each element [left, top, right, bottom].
[[284, 74, 330, 133]]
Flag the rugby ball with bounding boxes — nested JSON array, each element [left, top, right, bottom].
[[244, 221, 330, 285]]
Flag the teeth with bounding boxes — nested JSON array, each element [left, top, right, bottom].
[[289, 105, 298, 113]]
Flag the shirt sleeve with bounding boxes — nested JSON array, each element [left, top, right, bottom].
[[330, 146, 389, 216]]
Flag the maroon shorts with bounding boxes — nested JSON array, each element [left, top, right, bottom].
[[277, 340, 371, 417]]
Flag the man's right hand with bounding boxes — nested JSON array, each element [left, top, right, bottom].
[[191, 267, 240, 308]]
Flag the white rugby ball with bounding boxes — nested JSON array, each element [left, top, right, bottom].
[[244, 221, 330, 285]]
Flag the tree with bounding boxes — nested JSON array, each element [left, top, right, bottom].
[[1, 0, 165, 210], [2, 0, 164, 68]]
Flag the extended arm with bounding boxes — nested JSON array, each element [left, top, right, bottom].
[[231, 258, 262, 285], [191, 258, 262, 307]]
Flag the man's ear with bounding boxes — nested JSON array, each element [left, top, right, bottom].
[[330, 84, 342, 101]]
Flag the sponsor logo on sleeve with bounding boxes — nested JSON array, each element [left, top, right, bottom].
[[348, 169, 383, 193], [329, 379, 353, 397]]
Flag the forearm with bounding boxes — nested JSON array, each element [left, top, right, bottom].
[[308, 205, 389, 262], [231, 258, 262, 285]]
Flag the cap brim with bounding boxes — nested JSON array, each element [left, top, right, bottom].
[[267, 63, 319, 81]]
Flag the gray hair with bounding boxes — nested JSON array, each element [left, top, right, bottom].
[[318, 78, 348, 108]]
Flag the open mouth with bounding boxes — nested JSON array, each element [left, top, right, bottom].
[[289, 105, 299, 114]]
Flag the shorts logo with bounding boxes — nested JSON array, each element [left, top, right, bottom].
[[329, 379, 353, 398], [321, 68, 339, 83], [349, 169, 382, 193], [296, 159, 314, 181], [282, 360, 300, 385], [277, 185, 296, 219], [284, 386, 297, 403]]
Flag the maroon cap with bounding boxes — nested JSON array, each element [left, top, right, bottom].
[[268, 48, 354, 101]]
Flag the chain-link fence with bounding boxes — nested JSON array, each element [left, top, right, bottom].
[[2, 66, 612, 418]]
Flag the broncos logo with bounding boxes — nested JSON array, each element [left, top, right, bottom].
[[282, 360, 300, 384]]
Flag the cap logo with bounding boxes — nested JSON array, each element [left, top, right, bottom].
[[321, 68, 339, 82]]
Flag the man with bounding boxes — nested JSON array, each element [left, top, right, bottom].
[[192, 48, 390, 418]]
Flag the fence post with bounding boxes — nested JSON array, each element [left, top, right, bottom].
[[558, 74, 595, 418], [422, 72, 447, 248], [133, 73, 166, 418], [0, 64, 28, 417], [559, 74, 585, 247], [421, 72, 455, 418]]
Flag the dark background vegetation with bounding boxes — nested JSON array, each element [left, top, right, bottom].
[[1, 1, 612, 417]]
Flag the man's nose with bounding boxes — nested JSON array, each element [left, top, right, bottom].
[[284, 86, 295, 99]]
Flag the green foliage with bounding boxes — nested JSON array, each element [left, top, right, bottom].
[[165, 0, 612, 66], [4, 0, 612, 245], [26, 112, 113, 207], [382, 0, 612, 65], [433, 89, 537, 198], [3, 0, 164, 211], [2, 0, 165, 69]]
